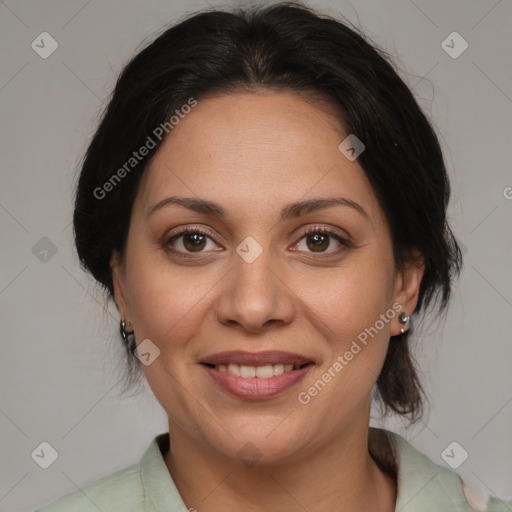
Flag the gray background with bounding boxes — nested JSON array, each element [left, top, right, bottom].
[[1, 0, 511, 510]]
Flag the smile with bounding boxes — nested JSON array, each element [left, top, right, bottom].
[[204, 362, 311, 378], [201, 361, 314, 400]]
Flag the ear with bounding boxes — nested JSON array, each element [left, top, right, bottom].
[[390, 249, 425, 336], [110, 250, 132, 324]]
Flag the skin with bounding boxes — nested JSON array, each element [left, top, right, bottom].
[[111, 91, 425, 512]]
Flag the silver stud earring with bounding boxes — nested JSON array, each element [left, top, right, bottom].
[[398, 311, 410, 334], [120, 318, 135, 345]]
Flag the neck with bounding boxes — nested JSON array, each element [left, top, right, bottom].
[[164, 414, 397, 512]]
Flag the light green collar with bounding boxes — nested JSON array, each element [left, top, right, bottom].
[[371, 427, 476, 511]]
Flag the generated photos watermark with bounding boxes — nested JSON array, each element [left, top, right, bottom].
[[297, 301, 402, 405], [93, 97, 198, 200]]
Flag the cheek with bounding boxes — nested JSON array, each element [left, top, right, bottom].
[[126, 261, 216, 344], [292, 256, 395, 407], [296, 255, 395, 342]]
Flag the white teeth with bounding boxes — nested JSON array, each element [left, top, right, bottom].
[[273, 364, 285, 375], [227, 364, 240, 377], [240, 365, 256, 378], [215, 363, 303, 378], [256, 365, 274, 378]]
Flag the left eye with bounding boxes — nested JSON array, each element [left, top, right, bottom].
[[293, 228, 348, 254], [166, 228, 218, 254]]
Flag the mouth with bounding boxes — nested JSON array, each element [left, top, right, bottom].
[[201, 361, 314, 378], [199, 350, 315, 399]]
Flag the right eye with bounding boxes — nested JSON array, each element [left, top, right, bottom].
[[165, 227, 223, 256]]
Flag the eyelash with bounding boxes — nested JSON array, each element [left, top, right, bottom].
[[164, 225, 352, 259]]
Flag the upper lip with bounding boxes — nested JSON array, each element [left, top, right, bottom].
[[200, 350, 314, 367]]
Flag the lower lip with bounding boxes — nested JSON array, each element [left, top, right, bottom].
[[201, 364, 313, 400]]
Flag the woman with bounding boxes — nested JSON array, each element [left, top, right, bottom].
[[36, 2, 511, 511]]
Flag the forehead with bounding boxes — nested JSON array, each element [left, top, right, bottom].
[[136, 92, 382, 224]]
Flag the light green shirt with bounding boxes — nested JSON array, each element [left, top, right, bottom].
[[35, 427, 511, 511]]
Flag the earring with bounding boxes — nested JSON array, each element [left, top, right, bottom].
[[120, 318, 134, 344], [398, 311, 410, 334]]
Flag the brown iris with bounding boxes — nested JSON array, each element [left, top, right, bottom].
[[183, 232, 207, 252], [306, 232, 330, 252]]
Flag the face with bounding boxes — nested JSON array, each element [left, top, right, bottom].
[[111, 91, 424, 464]]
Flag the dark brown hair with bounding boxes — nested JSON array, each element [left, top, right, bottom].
[[73, 1, 462, 423]]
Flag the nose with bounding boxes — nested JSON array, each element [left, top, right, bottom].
[[214, 246, 296, 334]]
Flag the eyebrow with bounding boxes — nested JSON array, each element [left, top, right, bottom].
[[146, 196, 369, 221]]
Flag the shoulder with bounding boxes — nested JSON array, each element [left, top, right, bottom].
[[34, 461, 143, 511], [34, 433, 179, 512], [461, 482, 512, 512], [484, 495, 512, 512], [370, 427, 512, 512]]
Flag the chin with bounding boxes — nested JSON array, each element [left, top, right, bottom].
[[210, 426, 305, 467]]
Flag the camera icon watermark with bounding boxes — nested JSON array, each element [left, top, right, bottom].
[[441, 441, 468, 469], [31, 32, 58, 59], [503, 187, 512, 200], [134, 339, 161, 366], [236, 236, 263, 263], [32, 236, 58, 263], [237, 442, 263, 468], [441, 32, 468, 59], [31, 441, 59, 469], [338, 134, 365, 161]]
